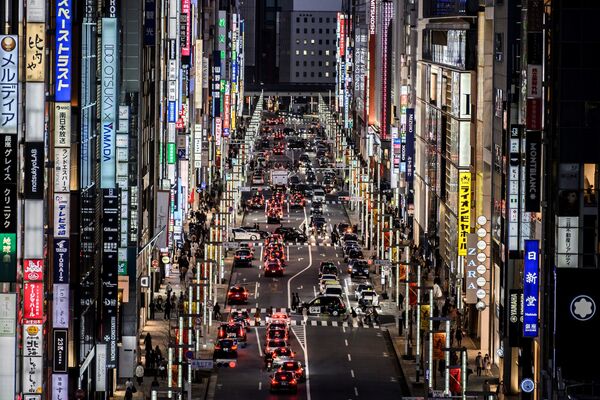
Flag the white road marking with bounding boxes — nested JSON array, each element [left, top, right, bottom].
[[343, 278, 352, 313], [383, 352, 389, 357], [258, 382, 262, 390], [254, 283, 258, 299], [313, 285, 317, 297], [287, 241, 312, 308], [291, 322, 311, 400], [347, 353, 352, 361], [255, 328, 263, 357], [344, 339, 348, 347], [256, 302, 259, 307], [350, 369, 355, 378], [342, 326, 346, 333], [354, 387, 359, 396]]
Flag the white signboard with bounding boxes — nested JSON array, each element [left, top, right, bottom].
[[556, 216, 579, 268], [52, 374, 69, 400], [0, 294, 16, 400], [54, 194, 70, 238], [54, 147, 71, 193]]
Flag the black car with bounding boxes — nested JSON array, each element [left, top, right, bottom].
[[345, 248, 364, 262], [350, 260, 370, 278], [303, 295, 346, 316], [274, 227, 308, 242], [270, 371, 298, 393], [289, 175, 300, 188], [213, 339, 238, 361], [233, 249, 253, 267], [310, 216, 327, 232]]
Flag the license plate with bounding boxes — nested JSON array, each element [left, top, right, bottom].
[[227, 333, 236, 337], [281, 382, 287, 386]]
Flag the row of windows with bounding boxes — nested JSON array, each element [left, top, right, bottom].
[[295, 60, 335, 67], [296, 28, 332, 35], [295, 49, 332, 56], [296, 39, 332, 46], [295, 71, 331, 78], [297, 17, 333, 24]]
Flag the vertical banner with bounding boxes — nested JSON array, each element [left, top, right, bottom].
[[458, 171, 472, 256], [523, 240, 539, 337], [143, 0, 156, 46], [24, 142, 44, 199], [54, 0, 72, 101], [0, 233, 17, 282], [22, 324, 44, 394], [525, 131, 541, 212], [180, 0, 190, 57], [0, 36, 18, 133], [102, 189, 119, 367], [380, 2, 393, 139], [25, 23, 46, 81], [406, 108, 415, 187], [101, 18, 118, 188], [508, 289, 523, 347]]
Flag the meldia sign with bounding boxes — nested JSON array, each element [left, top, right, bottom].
[[101, 18, 118, 188]]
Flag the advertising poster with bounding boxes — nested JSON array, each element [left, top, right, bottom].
[[420, 304, 430, 331], [101, 17, 118, 188], [24, 283, 43, 320], [432, 332, 446, 360], [23, 259, 44, 281]]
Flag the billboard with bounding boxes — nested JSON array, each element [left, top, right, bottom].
[[54, 0, 72, 101], [0, 36, 18, 133], [101, 18, 118, 188], [525, 131, 541, 212], [523, 240, 539, 337], [181, 0, 190, 57], [458, 171, 471, 256], [102, 189, 119, 367], [406, 108, 415, 186], [143, 0, 156, 46]]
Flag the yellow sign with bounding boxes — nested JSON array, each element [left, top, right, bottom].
[[420, 304, 430, 331], [26, 23, 45, 82], [433, 332, 447, 360], [458, 171, 472, 256]]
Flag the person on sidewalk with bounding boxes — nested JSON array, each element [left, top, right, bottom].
[[455, 326, 463, 347], [144, 332, 153, 353], [149, 299, 156, 320], [164, 300, 171, 320], [135, 362, 145, 386], [484, 353, 492, 376], [213, 302, 221, 320], [475, 352, 483, 376]]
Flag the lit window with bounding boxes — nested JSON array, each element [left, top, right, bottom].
[[304, 39, 307, 44], [296, 50, 300, 55], [303, 50, 307, 55], [311, 39, 315, 44], [325, 61, 329, 66], [325, 72, 329, 77], [311, 51, 315, 55], [325, 50, 330, 56], [296, 39, 300, 44]]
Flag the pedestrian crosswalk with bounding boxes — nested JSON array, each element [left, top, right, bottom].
[[227, 308, 381, 329], [234, 241, 336, 247]]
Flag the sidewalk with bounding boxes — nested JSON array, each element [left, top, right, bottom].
[[112, 254, 209, 399]]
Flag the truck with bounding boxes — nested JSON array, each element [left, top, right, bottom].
[[270, 169, 288, 188]]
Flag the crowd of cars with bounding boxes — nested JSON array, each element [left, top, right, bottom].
[[263, 312, 305, 394]]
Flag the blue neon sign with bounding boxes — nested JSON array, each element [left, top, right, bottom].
[[168, 101, 176, 123], [55, 0, 72, 102], [523, 240, 539, 337]]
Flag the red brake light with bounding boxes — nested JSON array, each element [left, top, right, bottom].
[[291, 379, 297, 384], [271, 379, 277, 384], [281, 376, 287, 381]]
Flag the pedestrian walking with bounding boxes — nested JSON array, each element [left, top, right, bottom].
[[149, 299, 156, 320], [455, 327, 463, 347], [475, 352, 483, 376], [213, 302, 221, 320], [144, 332, 153, 353], [484, 353, 492, 376], [164, 300, 171, 320], [291, 292, 298, 312], [135, 362, 145, 386], [254, 309, 261, 326]]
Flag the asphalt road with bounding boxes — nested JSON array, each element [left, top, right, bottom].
[[214, 120, 406, 399]]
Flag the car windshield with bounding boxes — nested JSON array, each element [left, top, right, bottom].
[[230, 287, 245, 293], [326, 287, 343, 295], [362, 291, 377, 297], [236, 250, 250, 256]]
